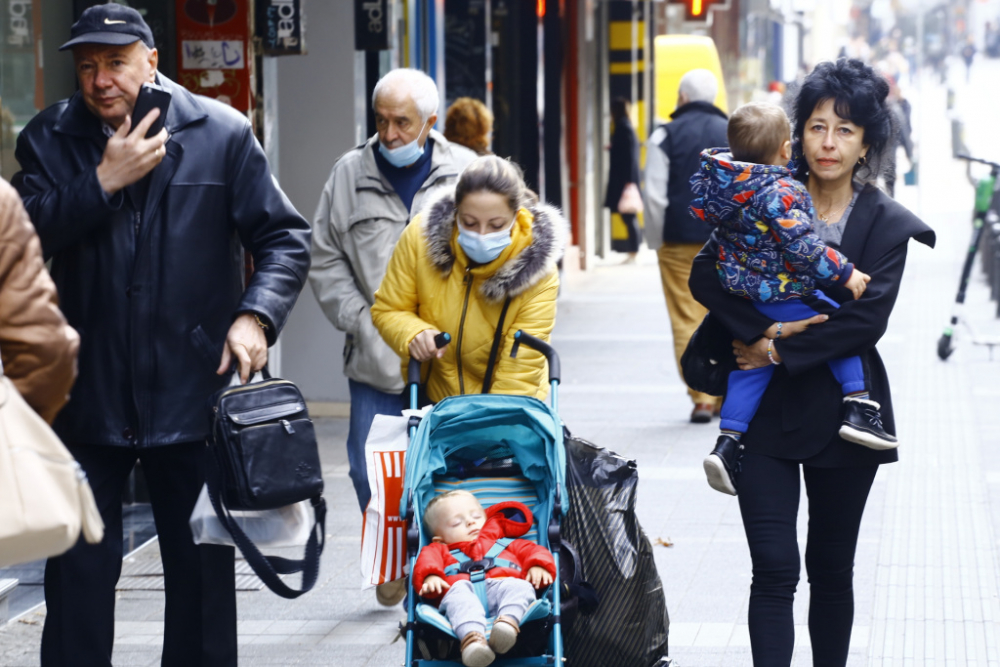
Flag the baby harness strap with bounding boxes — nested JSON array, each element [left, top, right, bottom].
[[444, 537, 519, 609]]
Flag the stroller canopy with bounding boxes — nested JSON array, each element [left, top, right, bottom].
[[402, 394, 566, 543]]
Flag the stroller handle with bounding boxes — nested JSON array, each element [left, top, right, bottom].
[[510, 330, 561, 383], [407, 332, 452, 388]]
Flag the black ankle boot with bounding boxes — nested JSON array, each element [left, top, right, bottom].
[[839, 398, 898, 450], [703, 435, 743, 496]]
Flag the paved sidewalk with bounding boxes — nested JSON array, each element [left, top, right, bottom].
[[4, 67, 1000, 666]]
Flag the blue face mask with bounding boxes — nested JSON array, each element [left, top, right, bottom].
[[378, 121, 428, 168], [458, 225, 514, 264]]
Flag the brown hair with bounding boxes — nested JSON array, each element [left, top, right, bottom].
[[454, 155, 527, 212], [423, 490, 480, 534], [444, 97, 494, 156], [728, 102, 791, 164]]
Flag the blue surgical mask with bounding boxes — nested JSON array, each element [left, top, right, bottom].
[[378, 122, 428, 168], [458, 225, 514, 264]]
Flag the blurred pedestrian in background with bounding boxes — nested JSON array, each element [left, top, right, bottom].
[[0, 179, 78, 425], [604, 97, 641, 263], [309, 68, 474, 606], [885, 75, 914, 196], [690, 58, 934, 667], [444, 97, 494, 157], [11, 5, 311, 665], [644, 69, 728, 423], [962, 38, 977, 82]]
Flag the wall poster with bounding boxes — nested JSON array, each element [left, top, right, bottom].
[[175, 0, 251, 112]]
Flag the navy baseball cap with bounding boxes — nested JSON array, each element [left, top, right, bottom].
[[59, 4, 155, 51]]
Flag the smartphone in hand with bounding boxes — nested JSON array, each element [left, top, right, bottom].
[[129, 83, 172, 138]]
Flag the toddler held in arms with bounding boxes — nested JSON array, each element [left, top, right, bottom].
[[689, 102, 898, 498], [414, 490, 556, 667]]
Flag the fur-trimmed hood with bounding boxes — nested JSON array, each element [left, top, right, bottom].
[[419, 189, 569, 302]]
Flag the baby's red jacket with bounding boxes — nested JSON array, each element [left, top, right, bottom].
[[413, 500, 557, 603]]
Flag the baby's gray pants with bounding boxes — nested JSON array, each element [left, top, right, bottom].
[[439, 578, 536, 640]]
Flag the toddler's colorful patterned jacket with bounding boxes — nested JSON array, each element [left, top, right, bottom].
[[689, 148, 854, 303]]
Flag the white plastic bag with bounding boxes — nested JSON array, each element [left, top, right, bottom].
[[360, 409, 428, 589], [189, 484, 311, 548]]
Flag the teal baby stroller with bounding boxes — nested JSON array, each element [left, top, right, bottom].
[[401, 331, 565, 666]]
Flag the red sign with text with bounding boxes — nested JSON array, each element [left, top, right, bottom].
[[175, 0, 251, 112]]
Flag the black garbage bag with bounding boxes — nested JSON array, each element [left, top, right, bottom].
[[562, 431, 670, 667]]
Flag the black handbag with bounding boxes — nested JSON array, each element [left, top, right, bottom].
[[680, 312, 738, 397], [206, 368, 326, 599]]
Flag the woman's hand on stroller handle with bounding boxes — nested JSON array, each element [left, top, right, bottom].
[[526, 566, 553, 589], [420, 574, 451, 596], [409, 329, 451, 362]]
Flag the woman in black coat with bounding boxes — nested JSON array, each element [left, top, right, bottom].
[[689, 59, 935, 666], [605, 97, 642, 261]]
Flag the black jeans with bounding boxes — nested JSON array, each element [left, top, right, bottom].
[[41, 442, 237, 667], [737, 452, 878, 667]]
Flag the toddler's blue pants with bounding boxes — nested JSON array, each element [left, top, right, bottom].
[[719, 291, 867, 434]]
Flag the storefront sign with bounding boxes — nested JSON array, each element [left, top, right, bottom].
[[5, 0, 31, 47], [256, 0, 306, 56], [355, 0, 388, 51], [176, 0, 251, 112]]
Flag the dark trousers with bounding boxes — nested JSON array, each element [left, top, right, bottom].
[[41, 442, 237, 667], [737, 452, 878, 667], [610, 212, 641, 253], [346, 379, 407, 513]]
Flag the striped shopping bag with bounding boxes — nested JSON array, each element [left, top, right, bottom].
[[360, 414, 408, 588]]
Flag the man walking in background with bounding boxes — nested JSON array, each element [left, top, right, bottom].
[[644, 69, 728, 423], [309, 68, 473, 604]]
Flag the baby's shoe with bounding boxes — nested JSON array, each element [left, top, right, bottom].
[[703, 434, 742, 496], [839, 398, 898, 450], [489, 615, 520, 654], [460, 631, 495, 667]]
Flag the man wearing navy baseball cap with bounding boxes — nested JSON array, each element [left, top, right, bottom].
[[12, 4, 312, 666]]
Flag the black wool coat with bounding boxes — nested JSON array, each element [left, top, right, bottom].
[[12, 75, 311, 448], [604, 116, 640, 212], [689, 185, 935, 466]]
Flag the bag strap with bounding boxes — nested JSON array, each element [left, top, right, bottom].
[[482, 296, 513, 394], [205, 455, 326, 599]]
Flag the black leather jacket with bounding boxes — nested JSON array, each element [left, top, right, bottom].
[[12, 75, 311, 448]]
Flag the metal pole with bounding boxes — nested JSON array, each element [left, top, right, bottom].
[[916, 0, 924, 217]]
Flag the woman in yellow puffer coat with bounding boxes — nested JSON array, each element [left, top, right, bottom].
[[372, 156, 567, 402]]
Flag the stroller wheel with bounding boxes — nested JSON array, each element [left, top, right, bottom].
[[937, 333, 955, 361]]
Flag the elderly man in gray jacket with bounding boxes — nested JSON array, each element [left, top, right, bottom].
[[309, 69, 474, 603]]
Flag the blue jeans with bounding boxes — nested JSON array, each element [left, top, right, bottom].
[[720, 291, 867, 434], [347, 379, 407, 513]]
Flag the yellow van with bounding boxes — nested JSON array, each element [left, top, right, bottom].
[[654, 35, 728, 119]]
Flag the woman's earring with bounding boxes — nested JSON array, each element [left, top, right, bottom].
[[857, 155, 868, 166]]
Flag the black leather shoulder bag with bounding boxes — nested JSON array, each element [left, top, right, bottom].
[[206, 368, 326, 599], [680, 312, 738, 397]]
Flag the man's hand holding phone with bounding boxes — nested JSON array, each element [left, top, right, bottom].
[[96, 83, 171, 195], [96, 110, 168, 195]]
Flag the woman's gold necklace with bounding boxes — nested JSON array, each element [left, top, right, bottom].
[[817, 195, 852, 223]]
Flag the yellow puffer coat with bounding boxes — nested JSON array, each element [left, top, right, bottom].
[[371, 191, 567, 403]]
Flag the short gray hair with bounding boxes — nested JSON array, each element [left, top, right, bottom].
[[372, 68, 440, 122], [679, 69, 718, 104]]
